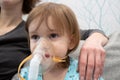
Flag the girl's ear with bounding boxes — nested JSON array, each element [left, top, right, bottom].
[[68, 35, 76, 50]]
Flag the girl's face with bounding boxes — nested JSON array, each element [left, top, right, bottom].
[[28, 16, 74, 59], [0, 0, 23, 8]]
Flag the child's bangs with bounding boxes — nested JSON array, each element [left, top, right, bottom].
[[48, 15, 66, 35]]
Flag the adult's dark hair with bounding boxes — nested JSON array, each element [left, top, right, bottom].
[[23, 0, 39, 14], [0, 0, 40, 14]]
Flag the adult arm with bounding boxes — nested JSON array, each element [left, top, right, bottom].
[[79, 29, 108, 80]]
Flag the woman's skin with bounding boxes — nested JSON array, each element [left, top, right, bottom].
[[0, 0, 23, 35], [79, 32, 108, 80]]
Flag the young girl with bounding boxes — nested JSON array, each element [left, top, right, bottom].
[[18, 2, 104, 80]]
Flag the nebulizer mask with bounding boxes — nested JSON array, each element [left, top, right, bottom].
[[18, 38, 67, 80]]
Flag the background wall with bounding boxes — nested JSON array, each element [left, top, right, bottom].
[[23, 0, 120, 36]]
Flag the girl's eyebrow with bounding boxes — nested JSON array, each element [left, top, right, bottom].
[[29, 30, 37, 34], [29, 27, 37, 33], [29, 24, 40, 33], [49, 30, 58, 33]]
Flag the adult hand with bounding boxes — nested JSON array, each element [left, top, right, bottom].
[[79, 33, 108, 80]]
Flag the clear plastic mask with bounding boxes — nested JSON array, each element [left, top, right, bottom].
[[18, 38, 67, 80], [28, 38, 55, 80]]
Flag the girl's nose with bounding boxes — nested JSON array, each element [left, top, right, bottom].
[[37, 38, 51, 50]]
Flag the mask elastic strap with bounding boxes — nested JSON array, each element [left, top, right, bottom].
[[18, 54, 32, 80], [52, 56, 68, 62]]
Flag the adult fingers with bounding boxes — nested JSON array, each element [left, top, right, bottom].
[[86, 52, 94, 80], [94, 50, 102, 80], [79, 48, 88, 80], [100, 48, 106, 75]]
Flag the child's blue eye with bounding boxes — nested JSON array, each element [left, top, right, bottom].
[[31, 35, 40, 40], [49, 33, 59, 39]]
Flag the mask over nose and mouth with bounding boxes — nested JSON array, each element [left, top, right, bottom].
[[28, 38, 55, 80], [18, 38, 67, 80]]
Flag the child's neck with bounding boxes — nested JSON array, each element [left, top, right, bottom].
[[43, 65, 68, 80]]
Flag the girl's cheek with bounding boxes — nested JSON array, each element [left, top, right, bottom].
[[30, 42, 36, 52], [54, 45, 68, 57]]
